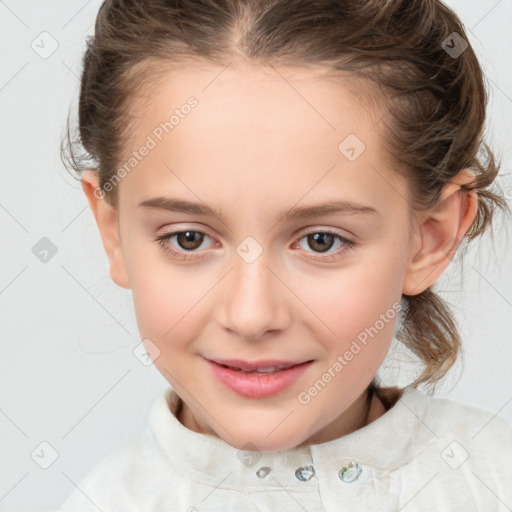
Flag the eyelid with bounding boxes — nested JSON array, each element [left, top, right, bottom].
[[157, 224, 218, 243], [294, 225, 355, 241], [157, 226, 219, 248]]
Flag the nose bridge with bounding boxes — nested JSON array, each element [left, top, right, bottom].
[[220, 236, 288, 339]]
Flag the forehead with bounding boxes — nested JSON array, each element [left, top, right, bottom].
[[118, 62, 408, 219], [126, 61, 383, 151]]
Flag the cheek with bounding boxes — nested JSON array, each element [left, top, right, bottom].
[[127, 246, 206, 343], [306, 257, 402, 361]]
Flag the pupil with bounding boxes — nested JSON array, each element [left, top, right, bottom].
[[178, 231, 203, 250], [309, 233, 334, 253]]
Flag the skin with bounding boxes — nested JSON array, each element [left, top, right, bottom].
[[81, 62, 478, 452]]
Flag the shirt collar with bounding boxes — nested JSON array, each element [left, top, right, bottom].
[[149, 385, 432, 489]]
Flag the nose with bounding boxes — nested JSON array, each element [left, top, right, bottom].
[[219, 249, 291, 341]]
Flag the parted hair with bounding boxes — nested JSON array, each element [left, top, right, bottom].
[[62, 0, 509, 392]]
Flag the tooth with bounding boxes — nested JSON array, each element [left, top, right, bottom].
[[235, 366, 282, 373], [255, 366, 280, 373], [225, 364, 295, 373]]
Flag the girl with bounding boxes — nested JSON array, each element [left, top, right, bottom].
[[58, 0, 512, 510]]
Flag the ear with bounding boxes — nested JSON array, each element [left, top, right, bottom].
[[402, 168, 479, 295], [81, 170, 131, 289]]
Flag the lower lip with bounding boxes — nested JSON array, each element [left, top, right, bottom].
[[205, 359, 313, 399]]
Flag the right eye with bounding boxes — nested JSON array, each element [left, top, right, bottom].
[[155, 229, 217, 260]]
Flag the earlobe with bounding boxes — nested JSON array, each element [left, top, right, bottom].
[[81, 170, 131, 290], [402, 169, 479, 296]]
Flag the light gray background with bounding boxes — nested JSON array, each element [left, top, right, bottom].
[[1, 1, 511, 510]]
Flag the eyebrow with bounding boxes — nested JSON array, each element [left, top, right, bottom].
[[138, 197, 379, 221]]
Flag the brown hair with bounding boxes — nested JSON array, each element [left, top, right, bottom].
[[62, 0, 510, 392]]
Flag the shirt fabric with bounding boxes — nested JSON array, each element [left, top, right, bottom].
[[57, 385, 512, 511]]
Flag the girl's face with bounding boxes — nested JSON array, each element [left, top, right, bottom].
[[114, 63, 420, 451]]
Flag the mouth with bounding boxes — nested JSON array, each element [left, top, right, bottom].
[[204, 357, 315, 399], [206, 358, 314, 374]]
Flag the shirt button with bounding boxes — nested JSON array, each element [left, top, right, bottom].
[[295, 465, 315, 481], [338, 461, 362, 483], [256, 466, 271, 479]]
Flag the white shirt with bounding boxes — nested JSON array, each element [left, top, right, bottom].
[[57, 385, 512, 511]]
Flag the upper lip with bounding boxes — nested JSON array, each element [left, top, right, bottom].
[[206, 357, 313, 371]]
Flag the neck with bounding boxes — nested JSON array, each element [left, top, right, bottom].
[[177, 385, 389, 448], [297, 384, 386, 447]]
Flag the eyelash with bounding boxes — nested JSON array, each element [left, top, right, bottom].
[[155, 228, 356, 262]]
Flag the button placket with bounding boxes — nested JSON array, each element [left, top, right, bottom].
[[338, 461, 362, 483], [255, 466, 271, 479], [253, 460, 364, 484], [295, 465, 316, 481]]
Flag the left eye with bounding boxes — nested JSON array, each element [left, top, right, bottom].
[[294, 231, 354, 257], [155, 229, 356, 261]]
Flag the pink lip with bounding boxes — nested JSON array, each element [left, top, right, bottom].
[[208, 358, 309, 371], [205, 358, 313, 399]]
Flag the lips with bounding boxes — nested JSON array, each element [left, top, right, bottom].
[[207, 357, 311, 373], [205, 358, 314, 398]]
